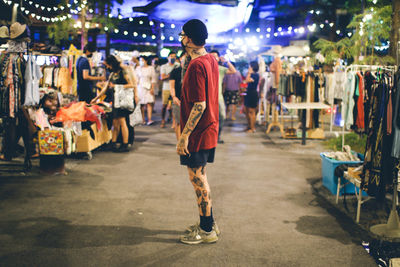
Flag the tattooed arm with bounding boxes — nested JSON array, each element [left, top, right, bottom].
[[176, 101, 206, 155]]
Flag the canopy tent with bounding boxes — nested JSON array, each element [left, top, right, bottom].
[[260, 45, 309, 57]]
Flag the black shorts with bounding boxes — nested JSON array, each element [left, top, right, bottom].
[[180, 148, 216, 168]]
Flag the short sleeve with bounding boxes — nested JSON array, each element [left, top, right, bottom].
[[81, 58, 90, 70], [170, 68, 179, 81], [187, 63, 206, 103], [160, 64, 166, 75]]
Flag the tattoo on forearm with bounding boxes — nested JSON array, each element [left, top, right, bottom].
[[183, 103, 205, 135]]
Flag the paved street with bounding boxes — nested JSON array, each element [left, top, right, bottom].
[[0, 112, 376, 266]]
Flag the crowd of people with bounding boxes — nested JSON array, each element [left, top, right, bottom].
[[76, 43, 264, 152]]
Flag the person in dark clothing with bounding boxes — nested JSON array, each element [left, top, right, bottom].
[[244, 61, 260, 133], [169, 53, 184, 140], [91, 55, 134, 152], [76, 43, 105, 103]]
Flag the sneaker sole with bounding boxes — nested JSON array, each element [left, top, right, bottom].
[[180, 235, 218, 245]]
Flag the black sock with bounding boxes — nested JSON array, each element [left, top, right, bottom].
[[200, 209, 214, 232]]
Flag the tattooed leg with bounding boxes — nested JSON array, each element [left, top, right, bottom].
[[188, 166, 212, 216]]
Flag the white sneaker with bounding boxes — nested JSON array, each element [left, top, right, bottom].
[[186, 222, 220, 236], [180, 226, 218, 245]]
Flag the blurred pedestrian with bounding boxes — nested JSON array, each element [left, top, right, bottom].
[[210, 50, 236, 144], [223, 62, 242, 121], [136, 56, 157, 125], [244, 61, 260, 133]]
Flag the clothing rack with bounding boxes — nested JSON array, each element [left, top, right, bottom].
[[341, 64, 397, 150], [1, 48, 33, 171], [342, 64, 400, 238]]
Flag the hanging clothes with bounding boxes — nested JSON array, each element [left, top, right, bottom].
[[392, 71, 400, 158], [361, 72, 397, 200], [24, 55, 42, 106], [342, 72, 356, 130], [355, 72, 365, 130]]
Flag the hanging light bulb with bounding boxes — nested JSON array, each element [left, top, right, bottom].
[[169, 36, 174, 41], [160, 23, 164, 28], [149, 21, 154, 26], [298, 27, 305, 34], [245, 28, 250, 32], [53, 7, 58, 11], [347, 32, 352, 37], [104, 26, 108, 31], [329, 23, 334, 27], [47, 7, 51, 11], [336, 30, 340, 34], [124, 31, 128, 35], [142, 34, 147, 38], [320, 24, 324, 29], [114, 29, 119, 33], [118, 15, 122, 19], [267, 27, 271, 32], [266, 34, 270, 38], [256, 28, 260, 32], [139, 20, 143, 24], [133, 32, 138, 37], [234, 28, 239, 32], [152, 35, 156, 39], [288, 26, 292, 31], [278, 27, 282, 32], [274, 33, 278, 37], [171, 24, 175, 28], [161, 36, 165, 40]]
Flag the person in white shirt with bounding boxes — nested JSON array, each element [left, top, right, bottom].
[[136, 56, 157, 125], [160, 51, 179, 128]]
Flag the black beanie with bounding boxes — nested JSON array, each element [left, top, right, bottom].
[[182, 19, 208, 46]]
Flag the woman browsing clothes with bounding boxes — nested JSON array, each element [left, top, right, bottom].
[[91, 55, 135, 152], [243, 61, 260, 133]]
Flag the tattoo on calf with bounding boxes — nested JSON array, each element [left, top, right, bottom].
[[200, 197, 208, 216], [192, 176, 204, 187], [202, 190, 207, 198], [196, 189, 202, 198], [201, 166, 205, 175]]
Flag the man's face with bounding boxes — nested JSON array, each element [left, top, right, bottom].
[[179, 31, 189, 49], [86, 51, 93, 58], [169, 54, 176, 60]]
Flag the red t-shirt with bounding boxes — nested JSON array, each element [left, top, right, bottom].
[[180, 54, 219, 153]]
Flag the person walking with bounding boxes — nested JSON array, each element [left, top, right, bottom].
[[160, 51, 179, 128], [177, 19, 220, 244], [244, 61, 260, 133], [76, 43, 105, 103], [136, 56, 157, 125], [210, 50, 236, 144], [91, 55, 135, 152], [223, 63, 242, 121], [169, 53, 184, 140]]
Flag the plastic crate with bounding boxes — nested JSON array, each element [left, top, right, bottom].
[[320, 152, 367, 196]]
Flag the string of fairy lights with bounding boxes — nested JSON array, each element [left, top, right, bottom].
[[0, 0, 389, 51]]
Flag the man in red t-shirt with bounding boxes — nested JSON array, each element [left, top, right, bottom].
[[176, 19, 220, 244]]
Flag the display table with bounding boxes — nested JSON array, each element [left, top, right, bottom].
[[281, 102, 330, 145], [75, 120, 112, 153]]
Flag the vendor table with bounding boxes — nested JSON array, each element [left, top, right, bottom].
[[281, 102, 330, 145]]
